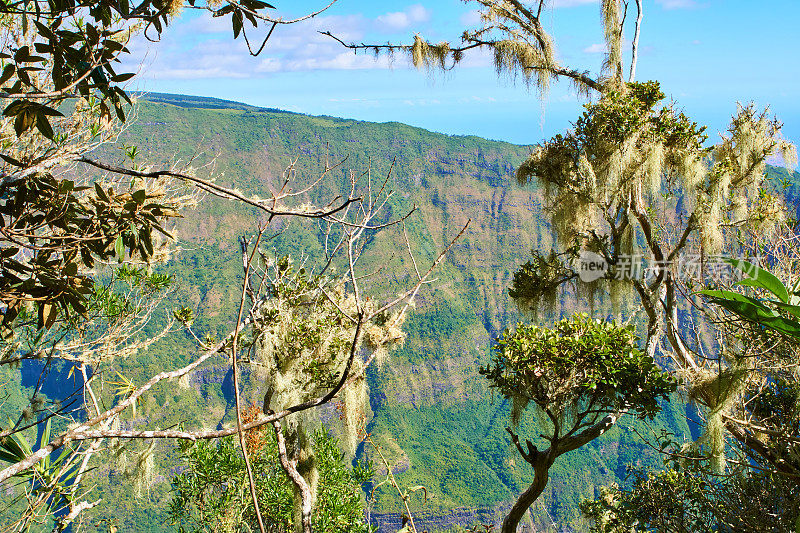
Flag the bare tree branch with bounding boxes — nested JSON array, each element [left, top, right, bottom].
[[629, 0, 643, 82], [78, 157, 361, 219], [233, 228, 267, 533]]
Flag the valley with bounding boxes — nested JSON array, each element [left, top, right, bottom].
[[79, 93, 694, 531]]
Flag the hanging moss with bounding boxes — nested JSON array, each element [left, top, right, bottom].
[[249, 258, 406, 522]]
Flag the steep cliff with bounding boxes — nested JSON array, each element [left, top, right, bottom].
[[91, 93, 693, 531]]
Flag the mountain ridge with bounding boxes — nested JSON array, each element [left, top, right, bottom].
[[135, 91, 526, 146]]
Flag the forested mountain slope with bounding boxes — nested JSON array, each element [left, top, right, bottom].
[[86, 93, 698, 531]]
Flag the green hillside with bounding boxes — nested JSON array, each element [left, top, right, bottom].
[[77, 93, 694, 532]]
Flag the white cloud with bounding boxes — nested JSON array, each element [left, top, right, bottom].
[[121, 12, 406, 80], [656, 0, 701, 9], [458, 0, 592, 29], [139, 39, 256, 79], [457, 95, 497, 104], [582, 43, 607, 54], [253, 57, 281, 73], [375, 4, 431, 32], [376, 12, 412, 30], [120, 0, 614, 82], [403, 98, 443, 106], [460, 0, 594, 21], [407, 5, 430, 22], [152, 67, 249, 79]]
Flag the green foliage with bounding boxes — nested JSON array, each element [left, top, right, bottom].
[[478, 314, 676, 532], [750, 378, 800, 437], [2, 263, 173, 365], [584, 259, 800, 533], [582, 467, 800, 533], [510, 79, 792, 317], [0, 0, 279, 133], [0, 418, 81, 531], [169, 429, 373, 533], [0, 170, 182, 331], [580, 469, 713, 533], [509, 250, 575, 314], [481, 314, 675, 421], [256, 259, 357, 389], [363, 397, 686, 522], [50, 96, 713, 530], [516, 80, 707, 196], [510, 81, 709, 308], [700, 258, 800, 339], [696, 259, 800, 476]]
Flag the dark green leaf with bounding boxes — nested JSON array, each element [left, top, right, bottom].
[[3, 100, 26, 117], [697, 289, 770, 311], [38, 302, 57, 330], [232, 10, 243, 39], [0, 153, 25, 167], [0, 64, 14, 86], [94, 182, 109, 203], [770, 301, 800, 321], [117, 0, 129, 17], [36, 112, 55, 140], [14, 110, 34, 135], [727, 258, 790, 303], [112, 72, 135, 83]]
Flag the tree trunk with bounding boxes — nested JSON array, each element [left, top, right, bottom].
[[500, 413, 621, 532], [501, 458, 551, 533]]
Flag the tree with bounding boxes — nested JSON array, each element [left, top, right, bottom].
[[480, 314, 675, 533], [329, 0, 798, 527], [0, 265, 176, 530], [581, 467, 800, 532], [0, 1, 469, 531], [0, 0, 308, 326], [220, 204, 467, 533], [581, 257, 800, 533], [505, 77, 797, 533], [169, 405, 373, 533]]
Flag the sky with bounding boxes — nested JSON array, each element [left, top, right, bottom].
[[123, 0, 800, 147]]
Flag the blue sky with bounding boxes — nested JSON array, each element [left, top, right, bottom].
[[124, 0, 800, 146]]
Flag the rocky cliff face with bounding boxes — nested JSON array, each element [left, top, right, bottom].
[[112, 94, 690, 531]]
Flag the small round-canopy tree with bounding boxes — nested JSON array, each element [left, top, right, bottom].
[[480, 313, 675, 533]]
